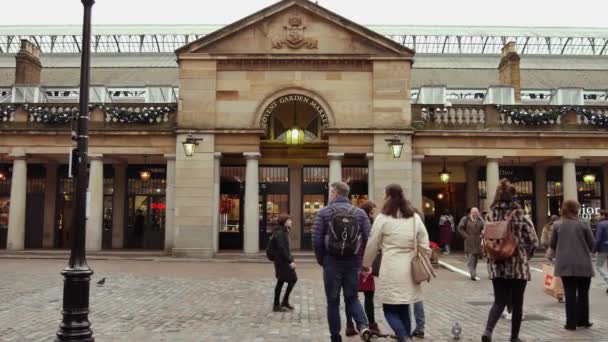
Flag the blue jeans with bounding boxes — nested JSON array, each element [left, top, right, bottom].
[[383, 304, 411, 340], [412, 301, 425, 332], [323, 256, 368, 340]]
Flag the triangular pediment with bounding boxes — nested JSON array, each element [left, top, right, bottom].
[[176, 0, 414, 58]]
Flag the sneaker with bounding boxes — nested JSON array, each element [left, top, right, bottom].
[[359, 328, 372, 342], [412, 329, 425, 338], [281, 303, 294, 311], [577, 322, 593, 328], [471, 276, 478, 281], [272, 305, 288, 312]]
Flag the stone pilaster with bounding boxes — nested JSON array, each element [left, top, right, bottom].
[[563, 158, 578, 202], [164, 154, 176, 253], [85, 155, 103, 252], [173, 133, 215, 258], [411, 155, 424, 211], [372, 134, 412, 205], [243, 152, 260, 254], [112, 164, 126, 249], [7, 151, 27, 251], [42, 163, 58, 248], [328, 153, 344, 185]]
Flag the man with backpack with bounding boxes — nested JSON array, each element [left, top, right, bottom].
[[312, 181, 372, 342]]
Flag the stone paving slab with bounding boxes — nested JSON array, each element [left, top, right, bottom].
[[0, 258, 607, 342]]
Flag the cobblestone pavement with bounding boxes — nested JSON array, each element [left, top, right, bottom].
[[0, 257, 607, 342]]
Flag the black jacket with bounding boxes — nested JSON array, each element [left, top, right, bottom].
[[272, 226, 296, 282], [273, 226, 294, 264]]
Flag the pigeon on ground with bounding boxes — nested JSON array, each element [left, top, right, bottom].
[[96, 277, 106, 286], [452, 322, 462, 340]]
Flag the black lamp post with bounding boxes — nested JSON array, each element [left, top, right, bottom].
[[56, 0, 95, 341]]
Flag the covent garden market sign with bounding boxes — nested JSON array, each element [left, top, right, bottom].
[[260, 94, 330, 129]]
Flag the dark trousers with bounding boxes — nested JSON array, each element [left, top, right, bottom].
[[274, 279, 296, 307], [485, 278, 527, 339], [561, 276, 591, 328], [323, 256, 368, 341], [383, 304, 411, 340], [346, 291, 376, 325]]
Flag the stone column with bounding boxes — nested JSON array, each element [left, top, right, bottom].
[[243, 152, 260, 254], [563, 158, 578, 202], [411, 155, 424, 211], [112, 164, 126, 249], [42, 163, 58, 248], [212, 152, 221, 254], [465, 163, 479, 210], [164, 154, 176, 253], [486, 158, 500, 211], [85, 155, 103, 252], [328, 153, 344, 185], [366, 153, 374, 203], [7, 152, 26, 251], [535, 165, 549, 232]]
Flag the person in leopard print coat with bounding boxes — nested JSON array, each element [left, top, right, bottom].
[[482, 179, 538, 342]]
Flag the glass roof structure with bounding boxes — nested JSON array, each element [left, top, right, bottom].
[[0, 25, 607, 55]]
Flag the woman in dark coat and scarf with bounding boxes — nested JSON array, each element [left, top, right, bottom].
[[272, 214, 297, 312]]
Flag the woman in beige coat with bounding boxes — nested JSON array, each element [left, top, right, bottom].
[[362, 184, 431, 342]]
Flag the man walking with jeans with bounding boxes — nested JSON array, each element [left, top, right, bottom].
[[313, 181, 372, 342]]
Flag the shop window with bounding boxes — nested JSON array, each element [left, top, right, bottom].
[[259, 166, 289, 183], [303, 166, 328, 183], [342, 166, 369, 206]]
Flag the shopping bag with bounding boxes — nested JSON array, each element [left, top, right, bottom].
[[542, 263, 564, 301]]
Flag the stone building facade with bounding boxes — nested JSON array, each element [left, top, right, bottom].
[[1, 0, 608, 256]]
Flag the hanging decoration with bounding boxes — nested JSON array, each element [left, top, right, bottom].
[[104, 105, 175, 124], [495, 105, 560, 125], [496, 105, 608, 128], [27, 104, 79, 124], [0, 104, 17, 122]]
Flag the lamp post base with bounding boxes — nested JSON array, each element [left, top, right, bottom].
[[55, 268, 94, 342]]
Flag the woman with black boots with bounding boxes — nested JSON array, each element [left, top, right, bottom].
[[482, 179, 538, 342], [271, 214, 297, 312]]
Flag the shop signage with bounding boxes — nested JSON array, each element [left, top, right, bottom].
[[261, 94, 329, 128], [579, 204, 600, 221], [151, 203, 166, 210]]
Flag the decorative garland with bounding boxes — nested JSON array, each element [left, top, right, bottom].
[[27, 104, 79, 124], [3, 104, 176, 124], [495, 105, 560, 125], [103, 105, 175, 124], [0, 104, 17, 122], [496, 105, 608, 128], [569, 106, 608, 128]]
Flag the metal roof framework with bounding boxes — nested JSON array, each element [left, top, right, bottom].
[[1, 25, 607, 55]]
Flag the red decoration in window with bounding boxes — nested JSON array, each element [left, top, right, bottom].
[[151, 202, 166, 210]]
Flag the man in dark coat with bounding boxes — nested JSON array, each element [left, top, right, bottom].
[[457, 207, 485, 281]]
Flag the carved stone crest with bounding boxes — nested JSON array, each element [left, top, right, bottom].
[[272, 17, 318, 50]]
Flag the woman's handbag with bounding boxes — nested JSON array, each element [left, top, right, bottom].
[[411, 218, 436, 284], [371, 252, 382, 276]]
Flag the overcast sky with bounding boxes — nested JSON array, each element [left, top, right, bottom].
[[3, 0, 608, 27]]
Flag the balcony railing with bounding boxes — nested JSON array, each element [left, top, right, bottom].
[[0, 103, 177, 129], [412, 104, 608, 130]]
